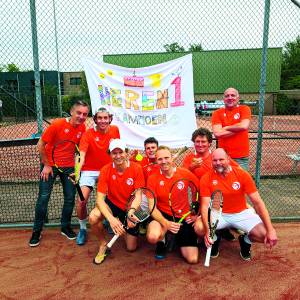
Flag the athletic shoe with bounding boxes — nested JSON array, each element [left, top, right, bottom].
[[219, 228, 236, 241], [29, 230, 41, 247], [155, 241, 167, 259], [76, 229, 87, 245], [211, 235, 221, 258], [239, 234, 252, 261], [61, 226, 76, 240], [93, 248, 110, 265]]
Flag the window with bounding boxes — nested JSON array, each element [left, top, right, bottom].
[[70, 77, 82, 85]]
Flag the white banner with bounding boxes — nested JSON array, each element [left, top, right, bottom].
[[82, 54, 196, 149]]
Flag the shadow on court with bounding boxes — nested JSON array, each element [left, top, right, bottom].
[[0, 223, 299, 300]]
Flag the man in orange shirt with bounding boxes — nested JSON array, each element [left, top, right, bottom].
[[130, 137, 160, 181], [147, 146, 200, 264], [29, 100, 89, 247], [212, 87, 251, 170], [183, 127, 238, 242], [195, 148, 278, 261], [89, 139, 145, 264], [75, 107, 120, 246]]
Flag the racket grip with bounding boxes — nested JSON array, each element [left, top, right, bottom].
[[204, 246, 212, 267], [107, 233, 120, 248], [75, 184, 85, 202]]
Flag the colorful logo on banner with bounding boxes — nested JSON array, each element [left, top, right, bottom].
[[82, 54, 196, 149]]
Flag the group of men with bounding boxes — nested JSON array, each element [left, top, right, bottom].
[[29, 87, 278, 265]]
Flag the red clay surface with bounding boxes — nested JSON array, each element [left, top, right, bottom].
[[0, 223, 299, 300]]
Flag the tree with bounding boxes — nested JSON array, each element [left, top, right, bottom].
[[6, 63, 21, 72], [163, 42, 185, 53], [188, 43, 203, 52], [281, 36, 300, 89]]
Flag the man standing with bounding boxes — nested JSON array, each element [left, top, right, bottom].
[[212, 88, 251, 170], [195, 148, 278, 261], [89, 139, 145, 264], [75, 107, 120, 246], [29, 100, 89, 247]]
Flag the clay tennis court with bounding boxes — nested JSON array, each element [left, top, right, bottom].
[[0, 223, 299, 299]]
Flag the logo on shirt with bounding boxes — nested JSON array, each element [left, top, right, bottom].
[[112, 175, 116, 180], [212, 180, 218, 185], [127, 178, 134, 186], [232, 181, 241, 190], [95, 137, 99, 142], [176, 180, 185, 190], [234, 113, 240, 120], [159, 180, 164, 186], [64, 128, 70, 134], [77, 132, 82, 139]]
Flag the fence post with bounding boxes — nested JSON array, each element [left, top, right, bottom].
[[30, 0, 44, 134]]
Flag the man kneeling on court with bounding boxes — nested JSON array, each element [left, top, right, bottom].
[[89, 139, 145, 264], [146, 146, 200, 264], [194, 148, 278, 261]]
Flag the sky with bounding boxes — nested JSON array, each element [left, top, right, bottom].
[[0, 0, 300, 71]]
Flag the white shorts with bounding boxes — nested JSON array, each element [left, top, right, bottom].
[[79, 171, 100, 188], [216, 208, 263, 234]]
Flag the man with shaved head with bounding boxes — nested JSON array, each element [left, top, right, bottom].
[[212, 88, 251, 170], [195, 148, 278, 261]]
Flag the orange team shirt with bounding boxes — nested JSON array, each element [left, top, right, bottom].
[[130, 155, 160, 181], [147, 167, 199, 217], [182, 151, 239, 179], [200, 166, 257, 213], [211, 105, 251, 158], [42, 118, 86, 167], [97, 161, 145, 211], [79, 125, 120, 171]]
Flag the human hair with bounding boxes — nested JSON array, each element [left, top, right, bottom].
[[93, 107, 113, 124], [144, 137, 159, 147], [71, 100, 90, 110], [191, 127, 213, 143]]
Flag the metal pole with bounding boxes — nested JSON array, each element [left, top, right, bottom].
[[255, 0, 271, 188], [30, 0, 44, 134], [52, 0, 62, 117]]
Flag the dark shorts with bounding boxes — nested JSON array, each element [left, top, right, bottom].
[[162, 212, 198, 247], [105, 198, 139, 237]]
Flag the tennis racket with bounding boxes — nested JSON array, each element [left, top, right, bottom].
[[106, 187, 156, 250], [204, 189, 223, 267], [51, 139, 85, 202], [167, 179, 199, 248]]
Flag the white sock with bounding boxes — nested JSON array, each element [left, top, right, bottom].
[[79, 219, 87, 230]]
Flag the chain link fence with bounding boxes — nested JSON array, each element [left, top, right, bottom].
[[0, 0, 299, 225]]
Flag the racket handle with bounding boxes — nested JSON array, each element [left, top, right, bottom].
[[204, 246, 212, 267], [107, 233, 120, 248], [75, 184, 85, 202]]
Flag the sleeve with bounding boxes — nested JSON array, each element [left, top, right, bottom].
[[41, 121, 58, 144], [199, 173, 211, 197], [211, 109, 222, 126], [240, 105, 251, 120], [79, 130, 90, 152], [242, 171, 257, 195], [185, 168, 199, 189], [97, 165, 109, 194]]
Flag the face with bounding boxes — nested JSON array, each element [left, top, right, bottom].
[[223, 88, 239, 109], [70, 105, 89, 126], [156, 149, 173, 172], [110, 148, 127, 166], [145, 143, 158, 159], [194, 135, 210, 154], [95, 112, 110, 131], [212, 150, 230, 174]]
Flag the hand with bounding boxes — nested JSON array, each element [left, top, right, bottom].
[[204, 232, 213, 248], [264, 228, 278, 249], [190, 157, 203, 169], [167, 220, 181, 234], [185, 214, 198, 224], [40, 165, 53, 181], [127, 209, 140, 225], [68, 172, 76, 184], [109, 217, 126, 236]]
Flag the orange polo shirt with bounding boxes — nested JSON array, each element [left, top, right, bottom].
[[97, 161, 145, 211], [200, 166, 257, 213], [212, 105, 251, 158], [42, 118, 86, 167], [130, 155, 160, 181], [79, 125, 120, 171]]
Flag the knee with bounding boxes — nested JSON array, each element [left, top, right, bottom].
[[183, 253, 199, 264], [147, 231, 160, 244]]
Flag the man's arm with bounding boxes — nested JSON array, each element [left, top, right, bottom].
[[223, 119, 250, 133], [212, 124, 235, 138], [248, 191, 278, 248], [37, 138, 53, 181], [200, 196, 211, 247]]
